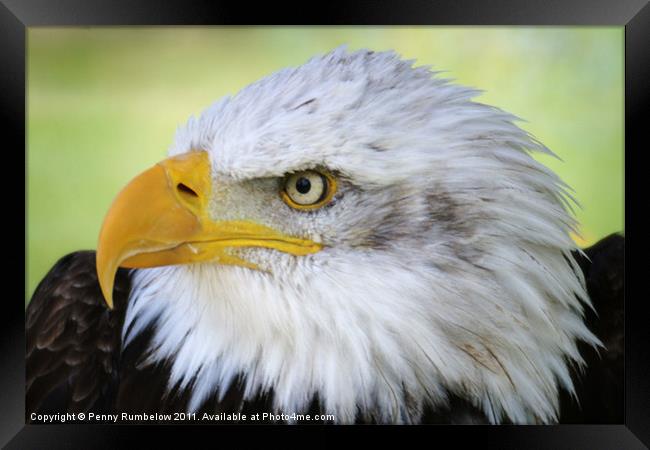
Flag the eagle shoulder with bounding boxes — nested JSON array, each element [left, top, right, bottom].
[[560, 233, 624, 423], [26, 251, 131, 420]]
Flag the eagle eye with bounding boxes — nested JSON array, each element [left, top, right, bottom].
[[281, 170, 337, 210]]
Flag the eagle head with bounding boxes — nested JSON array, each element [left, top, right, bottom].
[[96, 47, 597, 424]]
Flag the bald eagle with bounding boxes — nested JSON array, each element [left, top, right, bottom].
[[27, 47, 623, 424]]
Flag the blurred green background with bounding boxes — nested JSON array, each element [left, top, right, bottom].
[[26, 27, 624, 302]]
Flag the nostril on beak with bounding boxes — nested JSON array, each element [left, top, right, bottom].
[[176, 183, 202, 211], [177, 183, 199, 198]]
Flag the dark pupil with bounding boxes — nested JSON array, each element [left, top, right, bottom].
[[296, 177, 311, 194]]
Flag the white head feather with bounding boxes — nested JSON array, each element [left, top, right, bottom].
[[123, 46, 598, 424]]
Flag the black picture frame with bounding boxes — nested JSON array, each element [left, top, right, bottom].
[[4, 0, 648, 448]]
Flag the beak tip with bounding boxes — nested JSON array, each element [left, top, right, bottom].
[[98, 278, 115, 310], [104, 294, 114, 310], [95, 252, 115, 310]]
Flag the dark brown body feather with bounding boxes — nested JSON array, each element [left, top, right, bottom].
[[560, 233, 624, 423], [26, 251, 130, 419], [26, 234, 624, 424]]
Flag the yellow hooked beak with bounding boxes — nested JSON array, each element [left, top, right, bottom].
[[96, 151, 322, 309]]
